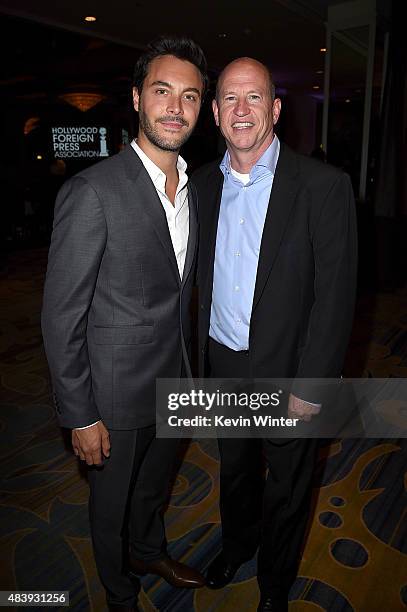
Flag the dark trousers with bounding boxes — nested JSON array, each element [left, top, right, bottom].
[[208, 338, 319, 598], [88, 426, 180, 606]]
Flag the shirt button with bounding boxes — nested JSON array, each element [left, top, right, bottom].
[[235, 251, 241, 257], [239, 218, 244, 224], [235, 285, 240, 291]]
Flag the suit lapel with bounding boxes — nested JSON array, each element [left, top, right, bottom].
[[202, 167, 224, 303], [252, 144, 300, 311], [181, 183, 198, 286], [120, 145, 181, 285]]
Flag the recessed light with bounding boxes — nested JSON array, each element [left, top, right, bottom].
[[218, 33, 227, 38], [36, 154, 43, 160], [316, 70, 323, 74], [85, 15, 97, 22], [345, 99, 351, 103], [312, 85, 320, 90], [320, 47, 327, 52]]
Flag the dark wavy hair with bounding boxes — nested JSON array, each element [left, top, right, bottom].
[[133, 35, 208, 98]]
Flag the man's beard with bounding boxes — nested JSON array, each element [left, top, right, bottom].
[[138, 108, 192, 152]]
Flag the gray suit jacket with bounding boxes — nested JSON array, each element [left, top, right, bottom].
[[41, 144, 197, 430]]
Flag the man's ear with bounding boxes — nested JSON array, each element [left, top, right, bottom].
[[212, 99, 220, 127], [272, 98, 282, 125], [132, 87, 140, 112]]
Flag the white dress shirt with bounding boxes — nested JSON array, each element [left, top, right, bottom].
[[131, 139, 189, 278], [75, 140, 190, 431]]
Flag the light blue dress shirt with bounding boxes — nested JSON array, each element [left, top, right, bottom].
[[209, 136, 280, 351]]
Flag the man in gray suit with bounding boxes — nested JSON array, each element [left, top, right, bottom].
[[42, 36, 207, 611]]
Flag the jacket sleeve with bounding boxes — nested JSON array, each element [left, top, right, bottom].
[[41, 176, 107, 428], [292, 172, 358, 399]]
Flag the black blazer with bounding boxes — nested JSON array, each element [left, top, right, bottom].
[[42, 145, 197, 429], [193, 143, 357, 386]]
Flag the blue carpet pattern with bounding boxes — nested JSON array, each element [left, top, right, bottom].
[[0, 250, 406, 611]]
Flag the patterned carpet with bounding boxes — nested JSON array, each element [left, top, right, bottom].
[[0, 249, 406, 611]]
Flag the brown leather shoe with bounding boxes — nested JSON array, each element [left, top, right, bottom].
[[129, 555, 205, 588]]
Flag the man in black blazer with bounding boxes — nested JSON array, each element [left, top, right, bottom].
[[193, 58, 357, 611], [42, 37, 208, 611]]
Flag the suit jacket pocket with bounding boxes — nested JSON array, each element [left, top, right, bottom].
[[92, 324, 153, 345]]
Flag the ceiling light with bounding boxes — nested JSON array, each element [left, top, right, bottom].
[[316, 70, 323, 74], [345, 99, 351, 103], [320, 47, 327, 52], [84, 15, 97, 22], [312, 85, 320, 90], [36, 154, 43, 160], [24, 117, 40, 135], [218, 33, 227, 38], [60, 92, 106, 112]]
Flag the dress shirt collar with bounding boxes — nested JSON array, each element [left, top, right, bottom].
[[130, 139, 188, 196], [220, 134, 280, 182]]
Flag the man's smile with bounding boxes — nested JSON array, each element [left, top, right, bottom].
[[158, 117, 188, 130], [231, 121, 255, 130]]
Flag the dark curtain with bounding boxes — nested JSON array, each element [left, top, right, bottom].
[[374, 0, 407, 217], [372, 0, 407, 288]]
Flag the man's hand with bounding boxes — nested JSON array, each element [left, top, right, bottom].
[[287, 393, 321, 422], [72, 421, 110, 466]]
